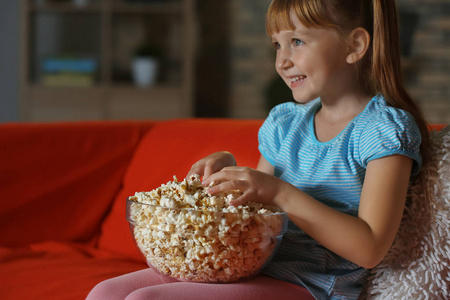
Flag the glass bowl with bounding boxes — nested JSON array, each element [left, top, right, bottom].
[[126, 198, 288, 283]]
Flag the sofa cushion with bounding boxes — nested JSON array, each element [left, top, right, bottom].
[[0, 121, 153, 247], [97, 119, 263, 260], [362, 125, 450, 299], [0, 241, 146, 300]]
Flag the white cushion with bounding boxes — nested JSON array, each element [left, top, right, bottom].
[[362, 126, 450, 299]]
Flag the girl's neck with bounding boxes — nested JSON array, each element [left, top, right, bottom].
[[313, 92, 373, 143]]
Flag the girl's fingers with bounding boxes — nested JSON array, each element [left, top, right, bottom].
[[186, 152, 237, 180], [202, 166, 273, 206], [187, 162, 218, 180], [203, 167, 247, 184], [187, 167, 203, 179], [203, 163, 217, 180], [228, 193, 250, 207], [208, 181, 250, 207], [207, 179, 246, 195]]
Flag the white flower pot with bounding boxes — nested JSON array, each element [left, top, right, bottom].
[[132, 57, 159, 87]]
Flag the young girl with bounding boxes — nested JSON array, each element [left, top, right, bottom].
[[87, 0, 429, 299]]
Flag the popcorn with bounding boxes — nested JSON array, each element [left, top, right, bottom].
[[127, 174, 286, 283]]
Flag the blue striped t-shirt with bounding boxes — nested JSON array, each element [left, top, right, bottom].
[[258, 95, 422, 300]]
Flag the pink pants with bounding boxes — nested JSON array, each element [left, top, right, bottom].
[[86, 268, 314, 300]]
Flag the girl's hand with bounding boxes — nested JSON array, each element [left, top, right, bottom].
[[187, 151, 236, 180], [202, 166, 286, 207]]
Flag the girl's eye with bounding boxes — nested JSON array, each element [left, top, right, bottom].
[[293, 39, 304, 46], [272, 42, 281, 50]]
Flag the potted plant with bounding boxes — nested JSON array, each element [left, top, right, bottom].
[[132, 41, 161, 87]]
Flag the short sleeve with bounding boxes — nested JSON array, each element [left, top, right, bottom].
[[258, 102, 297, 166], [358, 108, 422, 175]]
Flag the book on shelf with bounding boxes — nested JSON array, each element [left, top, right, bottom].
[[40, 56, 98, 87]]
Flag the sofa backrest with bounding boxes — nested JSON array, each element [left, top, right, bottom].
[[97, 118, 263, 260], [0, 121, 154, 247]]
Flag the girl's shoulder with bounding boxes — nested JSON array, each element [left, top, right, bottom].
[[357, 95, 420, 136], [259, 100, 319, 165], [355, 95, 422, 174], [266, 99, 319, 127]]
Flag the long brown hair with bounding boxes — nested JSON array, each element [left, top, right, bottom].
[[266, 0, 430, 174]]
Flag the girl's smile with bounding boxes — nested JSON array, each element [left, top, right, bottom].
[[289, 75, 307, 88]]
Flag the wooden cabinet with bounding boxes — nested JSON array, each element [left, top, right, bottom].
[[20, 0, 196, 121]]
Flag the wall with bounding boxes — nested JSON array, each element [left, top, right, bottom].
[[3, 1, 450, 123], [228, 0, 450, 124], [397, 0, 450, 124], [0, 0, 20, 122], [229, 0, 275, 119]]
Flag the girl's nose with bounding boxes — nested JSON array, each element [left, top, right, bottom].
[[276, 49, 293, 70]]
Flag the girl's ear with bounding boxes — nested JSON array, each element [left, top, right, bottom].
[[346, 27, 371, 64]]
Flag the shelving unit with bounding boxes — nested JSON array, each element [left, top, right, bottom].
[[20, 0, 196, 121]]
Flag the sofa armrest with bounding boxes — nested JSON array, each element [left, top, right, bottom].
[[0, 121, 154, 247]]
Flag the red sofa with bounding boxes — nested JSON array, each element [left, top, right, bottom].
[[0, 119, 446, 300], [0, 119, 265, 300]]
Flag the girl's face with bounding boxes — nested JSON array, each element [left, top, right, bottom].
[[271, 14, 352, 104]]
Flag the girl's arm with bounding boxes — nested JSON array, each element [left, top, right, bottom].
[[204, 154, 413, 269], [256, 155, 275, 174]]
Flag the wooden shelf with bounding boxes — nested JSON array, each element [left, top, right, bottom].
[[112, 3, 184, 14], [21, 0, 196, 122], [28, 3, 102, 13], [29, 2, 184, 14]]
